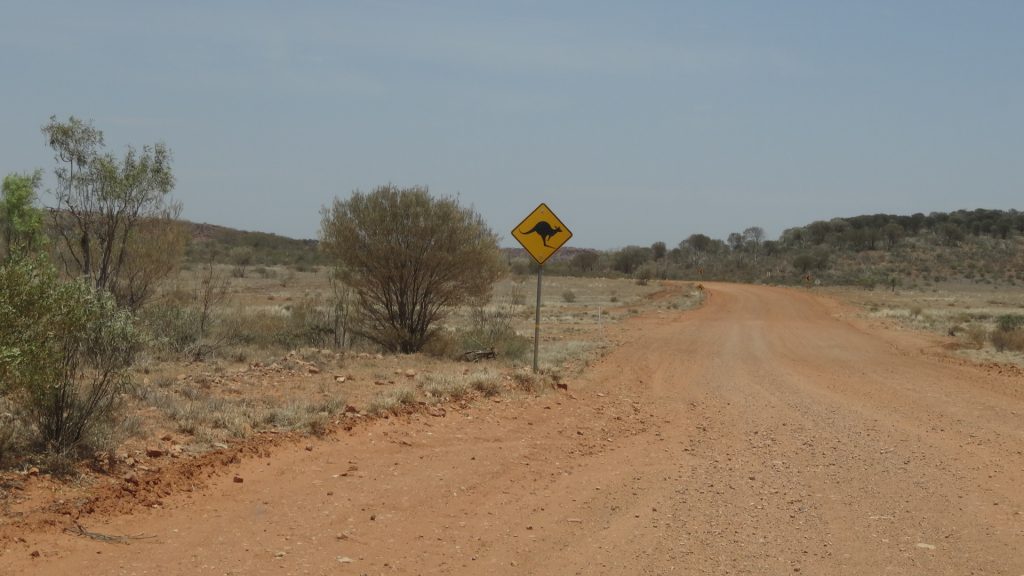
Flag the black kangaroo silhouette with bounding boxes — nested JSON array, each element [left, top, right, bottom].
[[520, 220, 562, 248]]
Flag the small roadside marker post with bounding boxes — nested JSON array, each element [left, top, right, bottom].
[[511, 203, 573, 373]]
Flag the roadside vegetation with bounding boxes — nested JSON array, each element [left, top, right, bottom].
[[836, 285, 1024, 363], [1, 118, 679, 477]]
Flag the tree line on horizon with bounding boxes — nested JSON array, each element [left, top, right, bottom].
[[522, 208, 1024, 288]]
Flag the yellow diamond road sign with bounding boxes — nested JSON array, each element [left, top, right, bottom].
[[512, 203, 572, 265]]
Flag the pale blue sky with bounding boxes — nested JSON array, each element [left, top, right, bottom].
[[2, 1, 1022, 248]]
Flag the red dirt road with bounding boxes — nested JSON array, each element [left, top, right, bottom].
[[5, 283, 1024, 575]]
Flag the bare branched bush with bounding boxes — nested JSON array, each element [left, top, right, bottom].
[[327, 269, 355, 349], [963, 324, 988, 349], [990, 328, 1024, 353], [459, 285, 530, 361], [0, 399, 30, 467]]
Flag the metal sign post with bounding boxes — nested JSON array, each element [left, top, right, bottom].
[[533, 265, 543, 373], [512, 203, 572, 374]]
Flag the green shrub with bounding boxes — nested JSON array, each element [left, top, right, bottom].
[[561, 290, 576, 303], [995, 314, 1024, 333], [0, 256, 140, 460]]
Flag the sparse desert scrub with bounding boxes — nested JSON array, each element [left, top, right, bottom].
[[367, 387, 417, 416], [421, 375, 471, 403], [833, 283, 1024, 364], [989, 314, 1024, 353], [509, 370, 546, 393], [541, 340, 604, 374], [2, 270, 675, 472], [128, 366, 347, 446], [963, 324, 988, 349], [469, 373, 504, 397]]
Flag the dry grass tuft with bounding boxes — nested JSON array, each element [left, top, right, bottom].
[[421, 375, 471, 403], [367, 388, 417, 416]]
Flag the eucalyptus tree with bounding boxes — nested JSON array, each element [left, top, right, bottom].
[[42, 116, 184, 309]]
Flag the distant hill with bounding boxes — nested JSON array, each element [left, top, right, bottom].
[[182, 221, 586, 269], [183, 221, 326, 266]]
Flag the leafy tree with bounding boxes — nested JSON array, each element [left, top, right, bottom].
[[611, 246, 651, 274], [806, 221, 831, 245], [881, 222, 904, 249], [320, 185, 505, 353], [727, 232, 744, 251], [650, 241, 668, 278], [936, 222, 965, 246], [650, 241, 667, 261], [792, 249, 829, 273], [681, 233, 713, 268], [742, 226, 764, 248], [1, 170, 46, 257], [571, 250, 600, 273], [42, 116, 182, 310], [685, 233, 713, 253], [742, 226, 765, 262]]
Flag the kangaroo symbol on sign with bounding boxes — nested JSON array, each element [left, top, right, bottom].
[[520, 220, 563, 248]]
